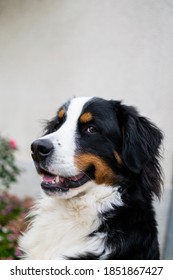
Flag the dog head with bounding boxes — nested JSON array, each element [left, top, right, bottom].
[[31, 97, 163, 199]]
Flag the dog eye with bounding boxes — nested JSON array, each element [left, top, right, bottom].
[[53, 123, 60, 132], [85, 126, 98, 134], [50, 120, 61, 133]]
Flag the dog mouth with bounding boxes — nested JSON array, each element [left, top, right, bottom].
[[41, 169, 94, 195]]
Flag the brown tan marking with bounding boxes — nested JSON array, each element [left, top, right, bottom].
[[58, 109, 65, 119], [114, 151, 123, 165], [80, 112, 93, 123], [75, 154, 117, 185]]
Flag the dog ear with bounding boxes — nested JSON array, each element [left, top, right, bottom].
[[116, 104, 163, 174]]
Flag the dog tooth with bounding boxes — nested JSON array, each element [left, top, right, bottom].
[[55, 176, 59, 183]]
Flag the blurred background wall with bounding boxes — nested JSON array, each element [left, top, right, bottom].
[[0, 0, 172, 258]]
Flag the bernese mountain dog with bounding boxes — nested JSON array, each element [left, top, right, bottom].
[[19, 96, 163, 259]]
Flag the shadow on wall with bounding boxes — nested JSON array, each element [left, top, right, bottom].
[[163, 184, 173, 259]]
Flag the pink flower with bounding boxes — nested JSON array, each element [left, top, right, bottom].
[[9, 139, 17, 149], [15, 248, 22, 257], [7, 233, 16, 242]]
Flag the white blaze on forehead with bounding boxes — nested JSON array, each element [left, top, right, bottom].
[[40, 97, 92, 177], [60, 96, 93, 139], [65, 96, 93, 127]]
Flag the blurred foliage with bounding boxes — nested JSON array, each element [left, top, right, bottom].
[[0, 192, 33, 259], [0, 134, 32, 259], [0, 135, 21, 189]]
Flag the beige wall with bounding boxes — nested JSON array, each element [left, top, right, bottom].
[[0, 0, 173, 256], [0, 0, 172, 188], [0, 0, 173, 185]]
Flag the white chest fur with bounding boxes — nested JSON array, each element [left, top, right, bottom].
[[19, 185, 123, 259]]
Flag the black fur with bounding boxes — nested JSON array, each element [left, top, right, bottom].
[[71, 98, 163, 259], [38, 97, 163, 259]]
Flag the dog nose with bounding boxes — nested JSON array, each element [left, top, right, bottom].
[[31, 139, 54, 162]]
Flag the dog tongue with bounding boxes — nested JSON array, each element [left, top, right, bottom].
[[59, 176, 65, 183], [43, 175, 56, 183], [66, 173, 84, 182], [43, 173, 84, 184], [59, 174, 83, 183]]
